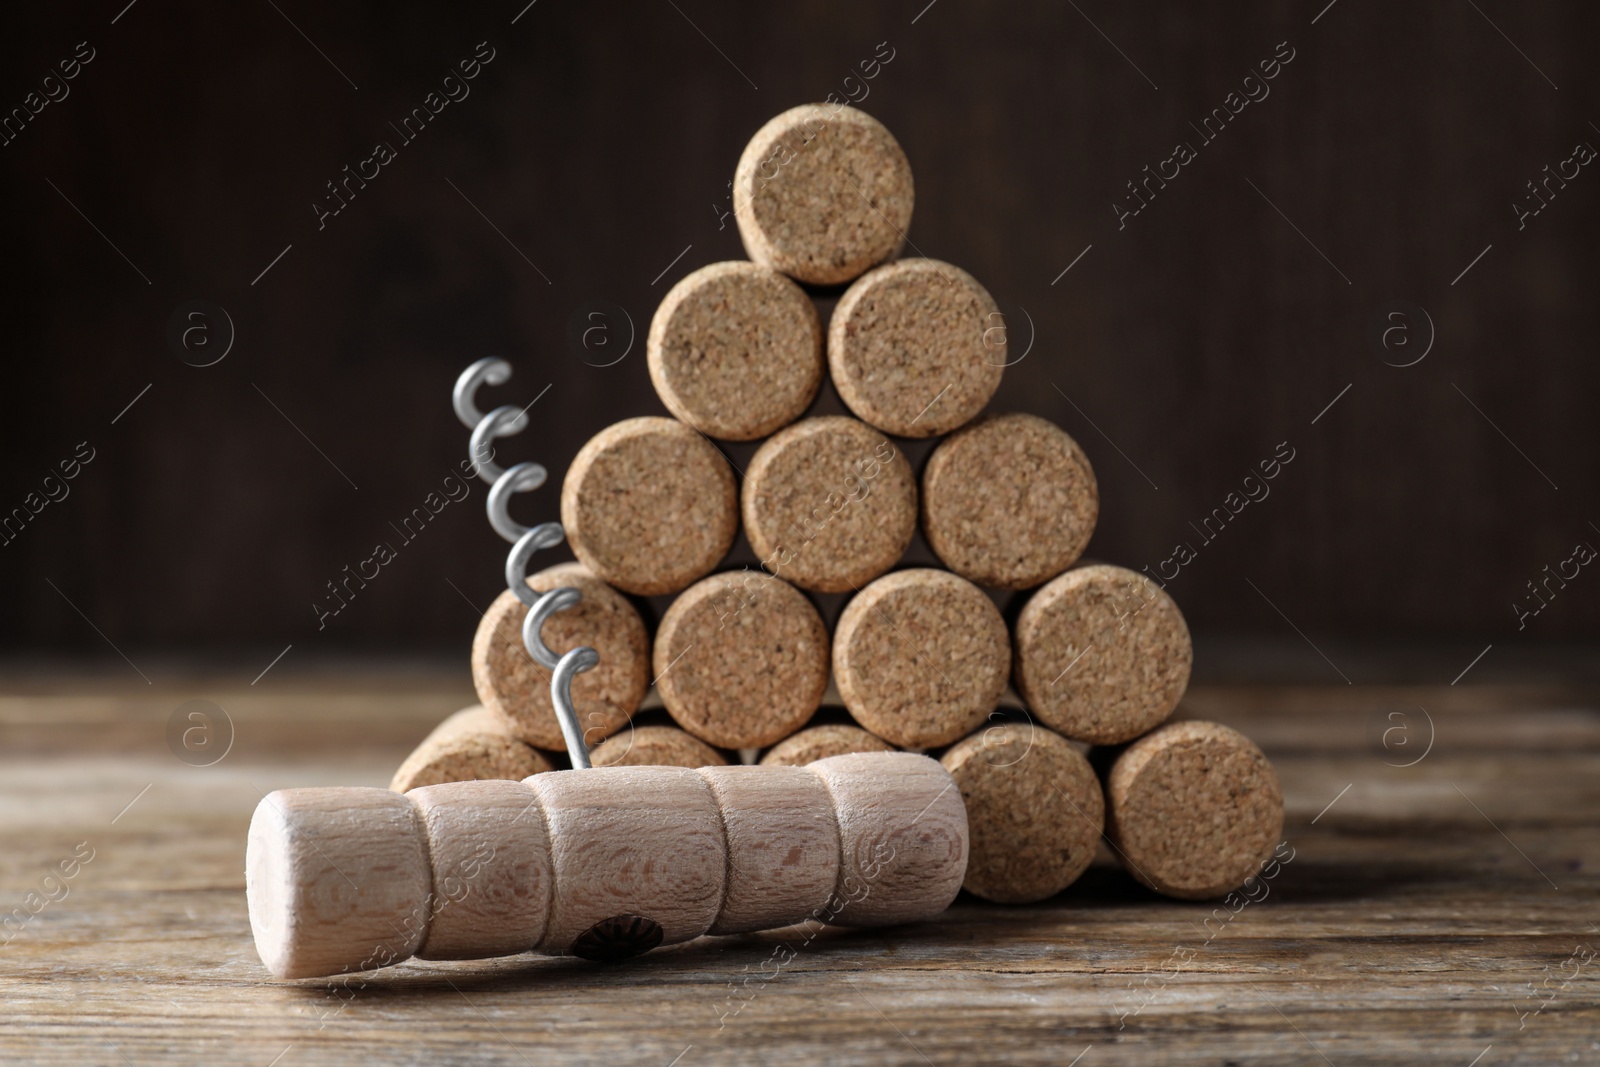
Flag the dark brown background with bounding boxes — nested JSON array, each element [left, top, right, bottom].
[[2, 0, 1596, 666]]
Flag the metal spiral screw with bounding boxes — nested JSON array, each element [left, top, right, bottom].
[[454, 358, 597, 768]]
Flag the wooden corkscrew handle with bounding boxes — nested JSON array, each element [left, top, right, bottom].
[[246, 752, 969, 979]]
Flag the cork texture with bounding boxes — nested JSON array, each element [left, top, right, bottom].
[[647, 261, 823, 442], [561, 416, 738, 596], [389, 706, 553, 793], [742, 416, 917, 593], [733, 103, 913, 286], [589, 725, 728, 769], [829, 258, 1005, 437], [941, 723, 1103, 904], [833, 569, 1010, 747], [471, 562, 650, 751], [1014, 564, 1192, 745], [759, 724, 894, 767], [1105, 720, 1284, 900], [922, 412, 1098, 589], [654, 571, 830, 749]]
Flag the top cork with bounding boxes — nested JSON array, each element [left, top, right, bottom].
[[734, 104, 914, 286], [830, 259, 1005, 438], [648, 262, 824, 441], [921, 413, 1098, 589], [561, 416, 738, 596]]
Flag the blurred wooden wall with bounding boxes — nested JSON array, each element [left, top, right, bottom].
[[1, 0, 1595, 653]]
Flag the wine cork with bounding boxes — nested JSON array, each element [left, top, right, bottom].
[[561, 416, 738, 596], [760, 724, 893, 767], [589, 725, 728, 769], [654, 571, 830, 749], [742, 416, 917, 593], [1105, 721, 1284, 900], [647, 262, 823, 441], [833, 569, 1009, 747], [921, 413, 1098, 589], [829, 259, 1004, 438], [1013, 564, 1192, 745], [733, 103, 913, 286], [940, 723, 1103, 904], [471, 562, 650, 751], [390, 706, 553, 793]]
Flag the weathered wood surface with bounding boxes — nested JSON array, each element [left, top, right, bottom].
[[1, 668, 1597, 1065]]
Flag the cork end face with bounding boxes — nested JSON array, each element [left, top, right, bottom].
[[941, 724, 1103, 904], [1106, 721, 1284, 900], [734, 104, 914, 286], [654, 571, 830, 749], [471, 563, 649, 750], [561, 417, 739, 596], [759, 724, 893, 766], [646, 262, 823, 442], [834, 569, 1010, 747], [829, 259, 1004, 438], [742, 416, 917, 593], [922, 413, 1099, 589], [589, 725, 728, 768], [1014, 564, 1193, 745], [245, 789, 431, 979], [389, 735, 551, 793]]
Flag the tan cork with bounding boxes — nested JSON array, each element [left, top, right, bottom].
[[760, 724, 894, 767], [742, 415, 917, 593], [589, 724, 728, 769], [1013, 563, 1192, 745], [647, 261, 823, 441], [921, 412, 1098, 589], [941, 722, 1103, 904], [389, 706, 553, 793], [561, 416, 738, 596], [833, 569, 1010, 747], [1105, 720, 1284, 900], [471, 562, 650, 751], [829, 258, 1005, 438], [733, 103, 913, 286], [654, 571, 830, 749]]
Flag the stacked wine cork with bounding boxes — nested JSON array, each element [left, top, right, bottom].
[[400, 103, 1283, 905]]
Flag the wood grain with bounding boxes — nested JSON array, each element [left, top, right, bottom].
[[809, 752, 969, 928], [699, 766, 840, 936], [2, 669, 1598, 1065], [529, 765, 727, 953], [409, 779, 551, 961]]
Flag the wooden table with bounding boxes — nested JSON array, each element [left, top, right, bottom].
[[2, 665, 1596, 1065]]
